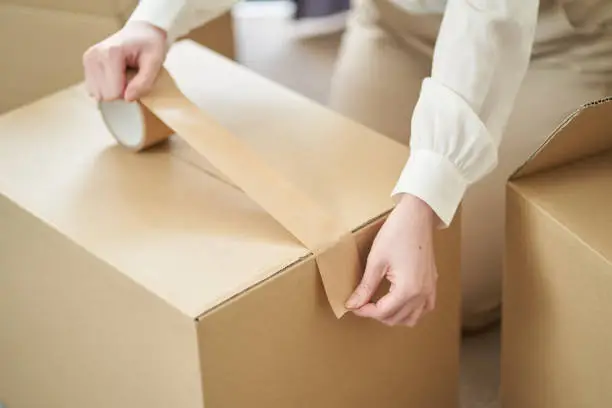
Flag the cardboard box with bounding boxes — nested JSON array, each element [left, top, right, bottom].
[[0, 40, 461, 408], [186, 12, 235, 61], [502, 97, 612, 407], [0, 1, 235, 113]]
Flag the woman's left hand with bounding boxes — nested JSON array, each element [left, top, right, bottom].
[[345, 193, 438, 327]]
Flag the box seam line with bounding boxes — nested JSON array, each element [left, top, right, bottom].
[[194, 209, 393, 321], [512, 186, 612, 270]]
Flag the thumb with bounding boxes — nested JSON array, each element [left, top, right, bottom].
[[345, 257, 386, 309], [124, 51, 163, 101]]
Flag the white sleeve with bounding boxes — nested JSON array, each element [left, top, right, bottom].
[[128, 0, 239, 44], [392, 0, 539, 227]]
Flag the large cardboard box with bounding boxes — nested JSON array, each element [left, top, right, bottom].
[[502, 97, 612, 407], [0, 40, 461, 408], [0, 1, 234, 113]]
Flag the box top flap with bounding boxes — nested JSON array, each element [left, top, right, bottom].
[[512, 97, 612, 179], [511, 150, 612, 264], [0, 40, 408, 318]]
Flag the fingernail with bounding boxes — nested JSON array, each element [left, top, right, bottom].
[[345, 295, 359, 309]]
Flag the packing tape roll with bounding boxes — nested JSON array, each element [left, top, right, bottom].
[[99, 99, 173, 152], [98, 68, 363, 318]]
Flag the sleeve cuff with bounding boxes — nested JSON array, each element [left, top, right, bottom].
[[391, 149, 467, 228], [127, 0, 189, 44]]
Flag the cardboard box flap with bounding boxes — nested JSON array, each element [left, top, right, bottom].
[[99, 67, 365, 317], [162, 41, 408, 228], [509, 150, 612, 264], [512, 97, 612, 180], [0, 40, 409, 319]]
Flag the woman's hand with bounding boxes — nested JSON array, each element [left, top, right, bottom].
[[346, 193, 438, 327], [82, 21, 168, 102]]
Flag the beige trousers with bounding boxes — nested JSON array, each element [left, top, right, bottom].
[[328, 0, 612, 329]]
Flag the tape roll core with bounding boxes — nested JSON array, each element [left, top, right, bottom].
[[99, 99, 173, 152]]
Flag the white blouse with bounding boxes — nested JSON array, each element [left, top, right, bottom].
[[129, 0, 540, 227]]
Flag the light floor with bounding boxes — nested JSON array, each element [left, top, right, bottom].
[[233, 5, 501, 407]]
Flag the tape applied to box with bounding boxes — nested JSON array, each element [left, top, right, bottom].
[[98, 68, 363, 318]]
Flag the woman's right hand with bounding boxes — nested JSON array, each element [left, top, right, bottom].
[[82, 21, 168, 102]]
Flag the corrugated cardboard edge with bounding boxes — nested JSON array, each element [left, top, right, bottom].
[[511, 96, 612, 180]]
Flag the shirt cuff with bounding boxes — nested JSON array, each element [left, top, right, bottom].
[[127, 0, 188, 44], [391, 149, 467, 228]]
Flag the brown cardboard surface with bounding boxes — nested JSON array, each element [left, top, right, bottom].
[[1, 1, 235, 113], [197, 218, 461, 407], [0, 4, 122, 113], [510, 151, 612, 260], [0, 40, 410, 318], [3, 0, 136, 16], [99, 68, 364, 317], [0, 86, 310, 318], [0, 197, 204, 408], [501, 98, 612, 408], [0, 40, 461, 407]]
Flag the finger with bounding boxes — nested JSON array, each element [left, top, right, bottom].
[[84, 73, 100, 101], [424, 290, 436, 313], [99, 47, 127, 101], [383, 291, 429, 326], [83, 52, 102, 101], [382, 303, 415, 327], [83, 61, 97, 99], [402, 303, 427, 327], [124, 51, 163, 101], [353, 286, 409, 321], [345, 258, 386, 310], [91, 62, 107, 102]]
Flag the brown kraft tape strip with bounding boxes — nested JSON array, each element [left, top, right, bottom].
[[98, 68, 363, 318]]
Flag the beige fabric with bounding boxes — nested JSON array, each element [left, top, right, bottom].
[[328, 0, 612, 328]]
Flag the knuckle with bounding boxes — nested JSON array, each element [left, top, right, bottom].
[[379, 304, 398, 319], [106, 44, 124, 59], [402, 285, 421, 299]]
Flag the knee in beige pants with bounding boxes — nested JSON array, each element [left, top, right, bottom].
[[328, 0, 612, 329]]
